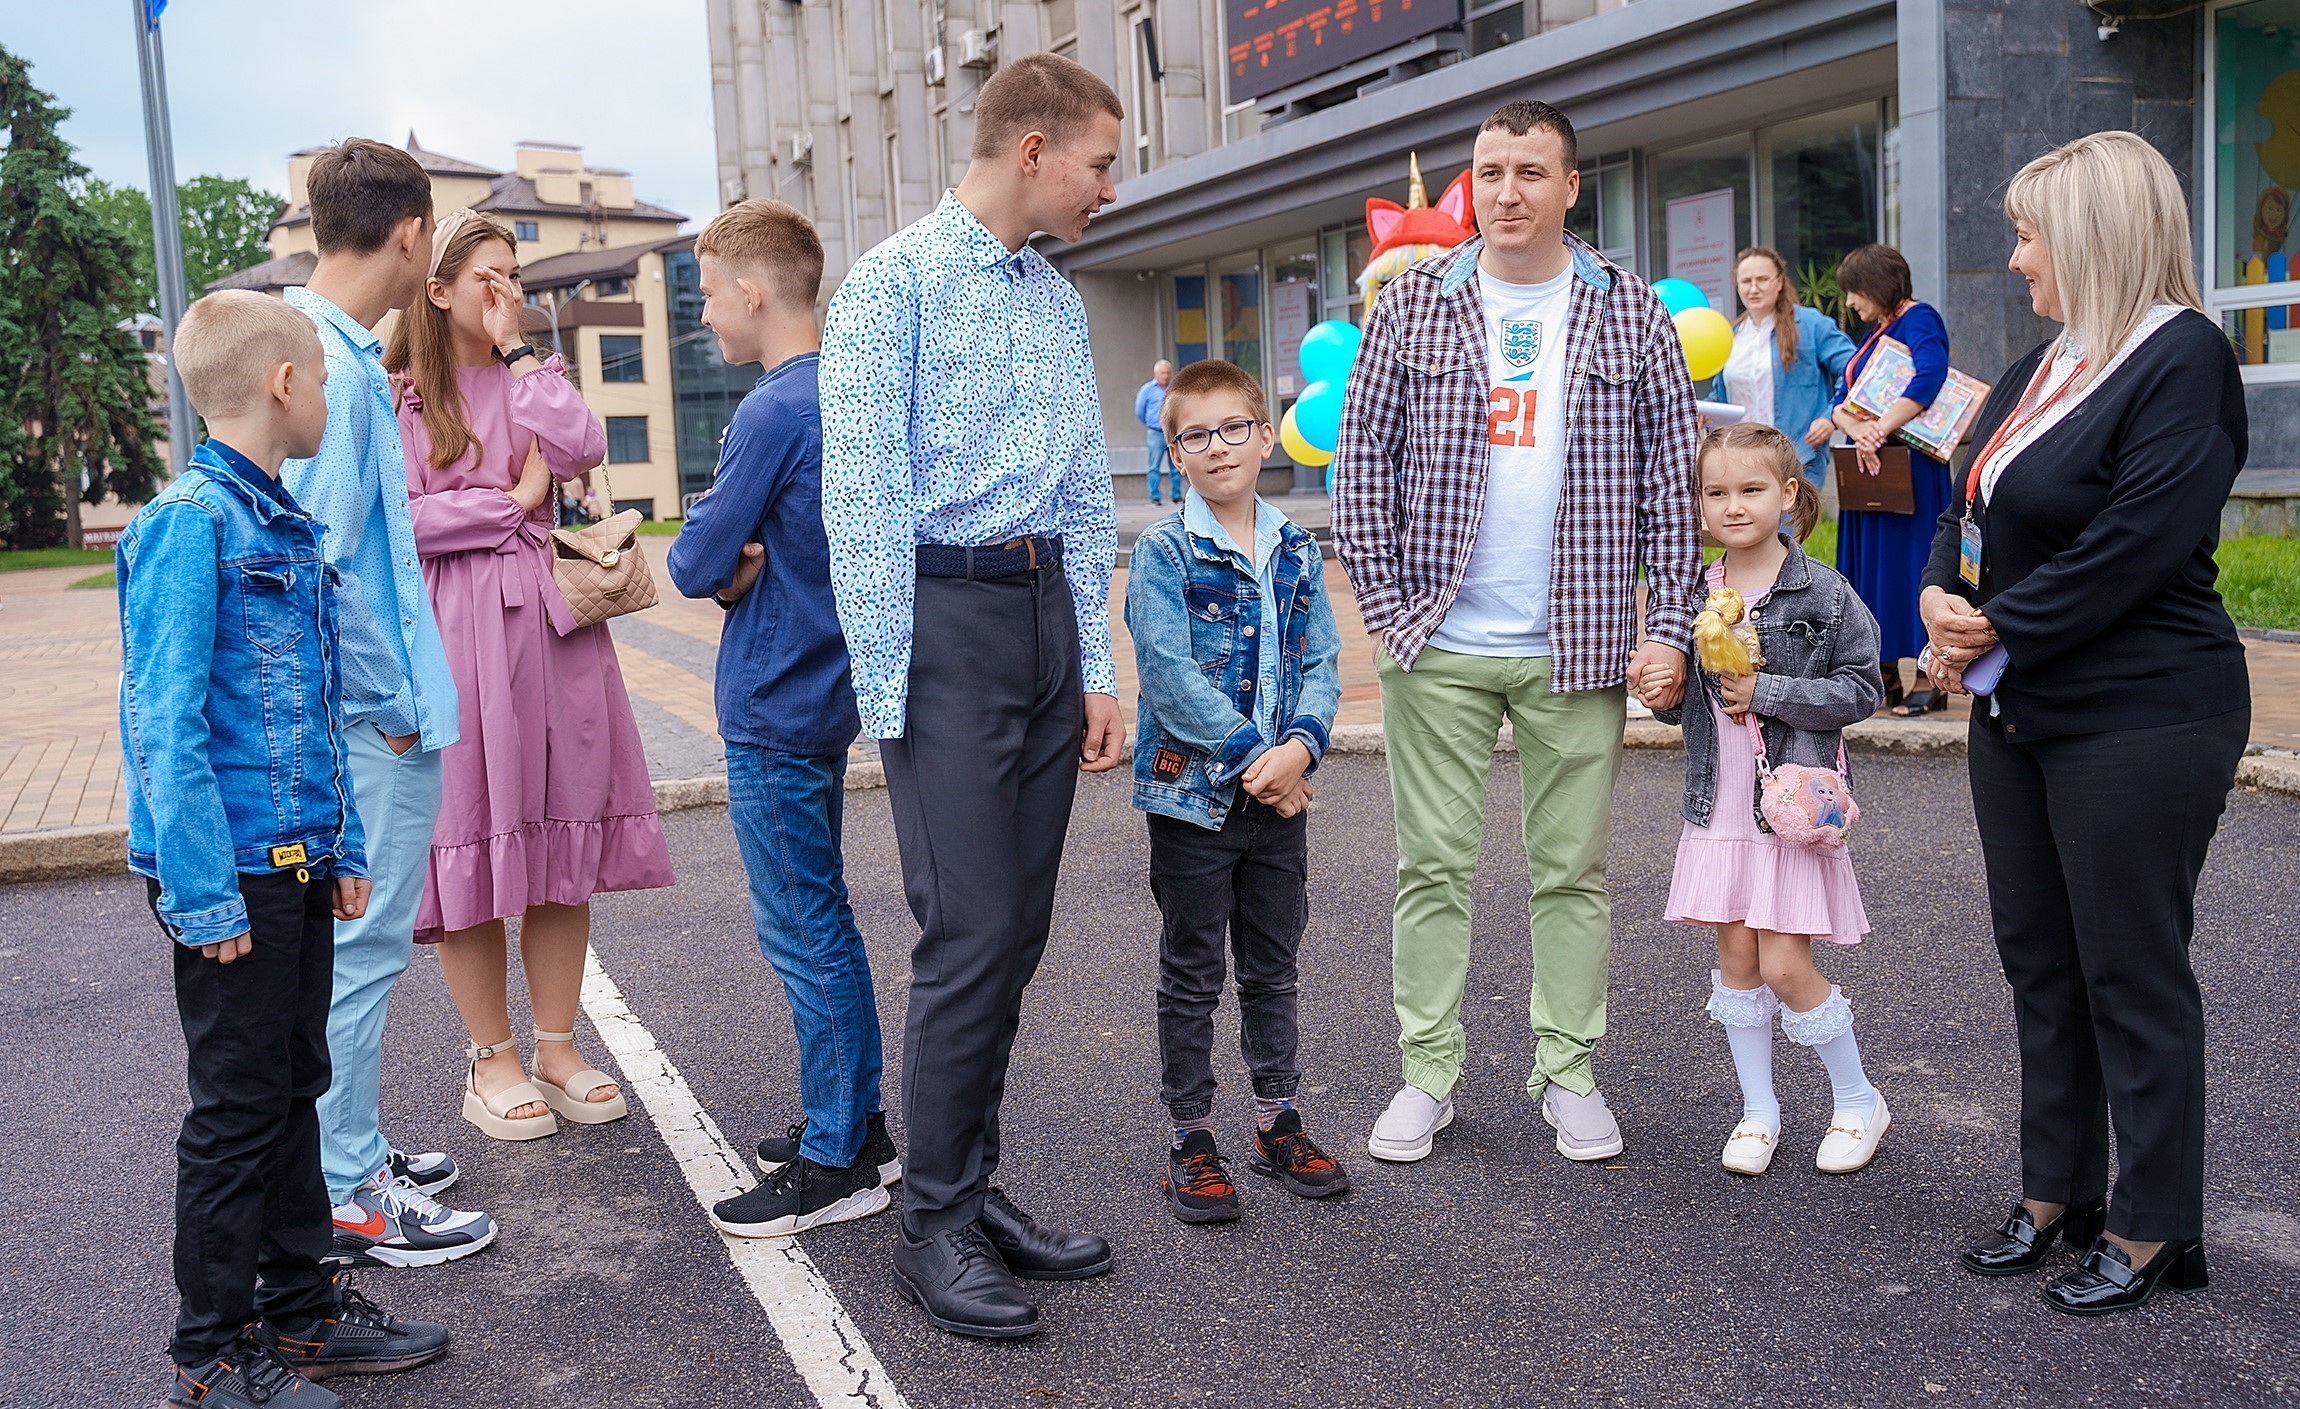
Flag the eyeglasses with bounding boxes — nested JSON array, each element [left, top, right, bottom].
[[1172, 418, 1264, 456]]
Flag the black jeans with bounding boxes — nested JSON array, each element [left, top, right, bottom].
[[1148, 798, 1307, 1123], [1968, 707, 2247, 1242], [880, 565, 1082, 1240], [153, 871, 338, 1365]]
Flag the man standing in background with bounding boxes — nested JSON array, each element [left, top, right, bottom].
[[1136, 358, 1179, 504]]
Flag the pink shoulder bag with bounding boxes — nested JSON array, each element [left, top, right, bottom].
[[1743, 714, 1859, 848]]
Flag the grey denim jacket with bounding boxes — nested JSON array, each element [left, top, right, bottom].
[[1655, 538, 1885, 829]]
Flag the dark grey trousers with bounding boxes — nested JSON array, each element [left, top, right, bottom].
[[880, 565, 1082, 1239]]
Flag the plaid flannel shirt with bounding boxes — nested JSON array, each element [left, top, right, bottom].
[[1331, 235, 1702, 689]]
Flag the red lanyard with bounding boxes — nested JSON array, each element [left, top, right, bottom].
[[1963, 347, 2087, 507], [1843, 300, 1916, 397]]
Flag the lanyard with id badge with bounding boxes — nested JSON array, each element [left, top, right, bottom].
[[1958, 348, 2088, 587]]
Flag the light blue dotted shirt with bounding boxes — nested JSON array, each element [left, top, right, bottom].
[[820, 192, 1119, 739]]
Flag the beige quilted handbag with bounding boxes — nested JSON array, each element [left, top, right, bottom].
[[549, 463, 658, 629]]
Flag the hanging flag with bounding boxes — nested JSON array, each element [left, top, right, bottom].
[[145, 0, 168, 31]]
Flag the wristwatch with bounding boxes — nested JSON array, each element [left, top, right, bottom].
[[496, 343, 539, 368]]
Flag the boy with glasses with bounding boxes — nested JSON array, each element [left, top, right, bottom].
[[1125, 360, 1347, 1225]]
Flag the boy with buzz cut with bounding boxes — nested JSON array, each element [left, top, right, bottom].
[[125, 291, 448, 1408], [667, 199, 898, 1240], [1125, 358, 1349, 1226]]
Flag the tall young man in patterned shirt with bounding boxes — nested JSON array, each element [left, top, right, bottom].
[[1333, 101, 1702, 1169], [820, 54, 1124, 1340], [282, 141, 495, 1269]]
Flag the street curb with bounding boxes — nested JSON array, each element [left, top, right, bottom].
[[6, 730, 2293, 886]]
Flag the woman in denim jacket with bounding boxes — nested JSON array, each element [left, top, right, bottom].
[[1652, 425, 1885, 1181]]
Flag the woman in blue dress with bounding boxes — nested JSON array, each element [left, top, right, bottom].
[[1832, 243, 1951, 715]]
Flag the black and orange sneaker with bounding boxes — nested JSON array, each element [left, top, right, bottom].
[[1249, 1109, 1352, 1198], [1161, 1130, 1241, 1224]]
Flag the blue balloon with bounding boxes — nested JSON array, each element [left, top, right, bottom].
[[1298, 320, 1363, 387], [1293, 379, 1344, 452], [1653, 278, 1710, 316]]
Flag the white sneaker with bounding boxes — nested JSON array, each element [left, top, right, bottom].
[[1816, 1091, 1890, 1174], [1540, 1084, 1625, 1161], [1721, 1118, 1778, 1176], [1367, 1085, 1454, 1162]]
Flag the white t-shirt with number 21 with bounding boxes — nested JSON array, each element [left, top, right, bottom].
[[1429, 263, 1574, 658]]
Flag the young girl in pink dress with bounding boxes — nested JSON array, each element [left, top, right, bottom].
[[386, 211, 673, 1142], [1642, 423, 1889, 1179]]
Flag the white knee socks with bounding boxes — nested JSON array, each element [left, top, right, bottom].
[[1777, 984, 1879, 1122], [1706, 972, 1781, 1132]]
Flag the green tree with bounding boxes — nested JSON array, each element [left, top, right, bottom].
[[85, 173, 284, 312], [0, 46, 165, 547]]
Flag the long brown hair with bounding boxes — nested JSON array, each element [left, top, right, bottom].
[[1734, 246, 1800, 369], [384, 214, 517, 470], [1699, 422, 1820, 542]]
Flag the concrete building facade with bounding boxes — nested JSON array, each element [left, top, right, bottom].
[[705, 0, 2300, 497]]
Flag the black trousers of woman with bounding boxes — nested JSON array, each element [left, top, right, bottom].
[[1967, 706, 2248, 1242]]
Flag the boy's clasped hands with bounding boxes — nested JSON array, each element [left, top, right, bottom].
[[1240, 739, 1314, 817]]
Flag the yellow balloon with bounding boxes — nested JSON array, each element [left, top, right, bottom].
[[1675, 306, 1734, 383], [1280, 406, 1335, 467]]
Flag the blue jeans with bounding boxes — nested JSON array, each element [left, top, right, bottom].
[[726, 743, 885, 1167], [1146, 438, 1182, 503], [319, 724, 444, 1203]]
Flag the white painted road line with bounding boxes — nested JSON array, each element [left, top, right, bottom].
[[579, 948, 911, 1409]]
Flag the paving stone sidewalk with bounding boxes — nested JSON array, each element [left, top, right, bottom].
[[7, 506, 2297, 838]]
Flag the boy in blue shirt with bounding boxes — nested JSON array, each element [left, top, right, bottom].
[[1125, 359, 1349, 1225], [125, 291, 447, 1406], [667, 201, 897, 1239]]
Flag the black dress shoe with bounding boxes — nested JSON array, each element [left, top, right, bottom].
[[892, 1225, 1040, 1339], [1959, 1199, 2106, 1277], [979, 1186, 1113, 1280], [2043, 1237, 2209, 1316]]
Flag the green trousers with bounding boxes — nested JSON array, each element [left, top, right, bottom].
[[1378, 645, 1625, 1102]]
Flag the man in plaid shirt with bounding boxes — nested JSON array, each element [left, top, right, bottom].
[[1334, 100, 1701, 1167]]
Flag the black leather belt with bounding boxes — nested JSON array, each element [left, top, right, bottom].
[[916, 535, 1063, 580]]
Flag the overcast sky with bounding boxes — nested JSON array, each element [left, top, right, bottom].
[[7, 1, 722, 227]]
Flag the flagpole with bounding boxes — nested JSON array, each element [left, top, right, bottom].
[[132, 0, 195, 476]]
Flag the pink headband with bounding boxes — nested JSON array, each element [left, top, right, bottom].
[[428, 207, 484, 277]]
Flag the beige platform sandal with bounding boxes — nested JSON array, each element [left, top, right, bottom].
[[529, 1027, 629, 1125], [462, 1038, 559, 1141]]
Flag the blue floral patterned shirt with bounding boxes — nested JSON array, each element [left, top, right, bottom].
[[820, 192, 1119, 739], [280, 287, 459, 749]]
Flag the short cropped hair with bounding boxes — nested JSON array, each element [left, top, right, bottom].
[[1480, 100, 1578, 168], [695, 199, 825, 307], [1837, 243, 1914, 311], [173, 291, 321, 419], [306, 139, 432, 256], [971, 53, 1123, 160], [1161, 359, 1267, 438]]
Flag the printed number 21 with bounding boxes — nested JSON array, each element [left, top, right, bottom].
[[1488, 386, 1536, 447]]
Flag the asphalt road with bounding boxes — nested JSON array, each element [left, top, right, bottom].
[[5, 752, 2297, 1408]]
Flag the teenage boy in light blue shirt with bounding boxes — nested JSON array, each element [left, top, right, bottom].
[[278, 139, 493, 1270]]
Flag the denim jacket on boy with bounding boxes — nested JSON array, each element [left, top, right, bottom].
[[1126, 494, 1342, 828], [120, 441, 367, 947], [1654, 536, 1883, 830]]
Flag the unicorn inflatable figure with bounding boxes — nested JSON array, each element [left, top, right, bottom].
[[1356, 154, 1476, 309]]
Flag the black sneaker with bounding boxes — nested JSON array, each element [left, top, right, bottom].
[[262, 1275, 449, 1379], [755, 1110, 903, 1185], [385, 1146, 458, 1197], [1249, 1109, 1352, 1198], [712, 1155, 891, 1238], [1161, 1130, 1241, 1224], [169, 1336, 339, 1407]]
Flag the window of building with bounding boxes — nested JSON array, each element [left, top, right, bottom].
[[1319, 224, 1372, 326], [606, 415, 650, 463], [1467, 0, 1527, 53], [1269, 243, 1319, 400], [1128, 12, 1163, 177], [600, 334, 644, 383], [1215, 257, 1264, 387], [663, 250, 757, 503], [139, 330, 160, 352], [2208, 0, 2300, 379], [1766, 106, 1881, 287], [1567, 153, 1636, 267], [1648, 134, 1754, 314], [595, 276, 630, 299], [515, 221, 539, 242], [1171, 272, 1209, 367]]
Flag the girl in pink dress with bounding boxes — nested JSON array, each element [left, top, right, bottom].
[[386, 211, 673, 1143], [1643, 423, 1887, 1181]]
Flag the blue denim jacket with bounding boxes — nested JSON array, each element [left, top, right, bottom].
[[1709, 305, 1858, 486], [120, 442, 367, 947], [1125, 501, 1342, 828]]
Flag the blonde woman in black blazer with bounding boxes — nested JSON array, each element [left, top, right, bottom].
[[1920, 132, 2249, 1317]]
